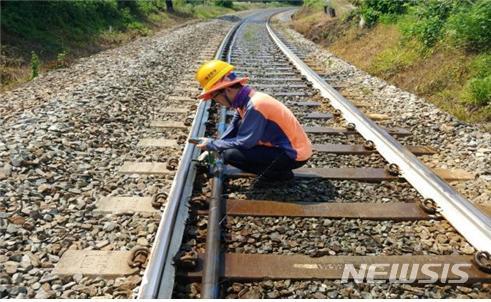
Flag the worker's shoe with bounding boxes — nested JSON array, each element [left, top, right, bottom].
[[264, 170, 294, 182]]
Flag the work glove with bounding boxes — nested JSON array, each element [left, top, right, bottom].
[[196, 137, 211, 150]]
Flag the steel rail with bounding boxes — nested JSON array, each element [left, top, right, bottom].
[[266, 16, 491, 253], [202, 16, 250, 298], [201, 161, 225, 298], [137, 18, 245, 299]]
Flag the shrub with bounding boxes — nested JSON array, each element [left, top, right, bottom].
[[128, 21, 150, 36], [215, 0, 233, 9], [446, 0, 491, 51], [116, 0, 141, 15], [469, 53, 491, 79], [31, 51, 40, 79], [360, 6, 378, 26], [463, 76, 491, 107], [360, 0, 408, 27], [56, 50, 68, 68], [414, 16, 445, 47], [462, 53, 491, 107], [363, 0, 407, 15], [400, 0, 460, 47]]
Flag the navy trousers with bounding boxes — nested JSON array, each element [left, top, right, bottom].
[[221, 146, 307, 180]]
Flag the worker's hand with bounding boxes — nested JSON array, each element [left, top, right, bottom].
[[196, 138, 211, 150]]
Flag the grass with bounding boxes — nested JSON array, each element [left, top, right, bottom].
[[462, 76, 491, 107], [1, 2, 187, 91], [367, 40, 421, 78], [175, 3, 234, 19], [291, 5, 490, 127]]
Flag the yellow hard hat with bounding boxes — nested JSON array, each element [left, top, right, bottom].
[[195, 60, 248, 100]]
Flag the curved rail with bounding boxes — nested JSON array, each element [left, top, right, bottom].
[[266, 14, 491, 253], [137, 17, 246, 299]]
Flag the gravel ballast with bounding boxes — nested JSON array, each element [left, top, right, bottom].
[[0, 19, 233, 298]]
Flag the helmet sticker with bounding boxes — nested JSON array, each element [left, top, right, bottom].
[[205, 69, 217, 81]]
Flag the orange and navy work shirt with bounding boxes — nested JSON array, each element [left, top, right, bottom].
[[206, 91, 312, 161]]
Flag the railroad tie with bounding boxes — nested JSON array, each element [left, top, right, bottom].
[[304, 112, 333, 120], [166, 95, 197, 103], [237, 72, 297, 77], [174, 87, 201, 95], [159, 108, 190, 114], [54, 250, 139, 277], [137, 138, 178, 148], [287, 101, 321, 106], [233, 62, 289, 67], [352, 102, 370, 108], [313, 143, 437, 156], [250, 77, 305, 82], [304, 126, 412, 136], [150, 120, 188, 129], [227, 110, 331, 120], [118, 162, 173, 175], [182, 253, 491, 284], [366, 113, 391, 121], [254, 83, 308, 89], [224, 166, 474, 182], [94, 196, 161, 215], [199, 200, 433, 221], [178, 80, 203, 87], [273, 91, 311, 97]]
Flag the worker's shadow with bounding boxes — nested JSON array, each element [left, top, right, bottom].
[[226, 177, 338, 204]]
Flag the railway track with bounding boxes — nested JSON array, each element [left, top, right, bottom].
[[135, 8, 491, 299], [36, 8, 488, 299]]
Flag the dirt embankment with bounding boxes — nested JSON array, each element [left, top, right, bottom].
[[290, 8, 490, 128]]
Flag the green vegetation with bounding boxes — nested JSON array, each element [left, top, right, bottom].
[[2, 1, 148, 54], [30, 51, 39, 79], [56, 50, 69, 68], [447, 0, 491, 51], [172, 0, 237, 19], [399, 1, 456, 47], [1, 0, 175, 89], [292, 0, 491, 125], [367, 40, 420, 77], [1, 0, 244, 58], [359, 0, 491, 50], [303, 0, 326, 9], [215, 0, 234, 9], [461, 54, 491, 107], [359, 0, 407, 27], [463, 76, 491, 107], [1, 0, 287, 91]]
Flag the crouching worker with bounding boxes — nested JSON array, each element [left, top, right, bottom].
[[194, 60, 312, 182]]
